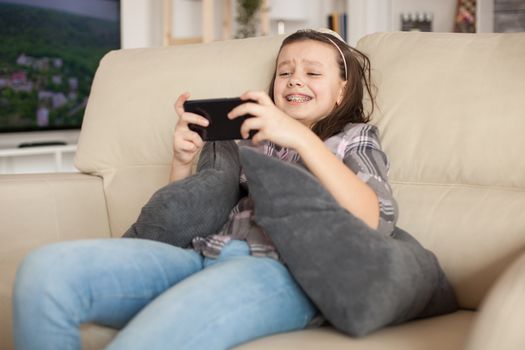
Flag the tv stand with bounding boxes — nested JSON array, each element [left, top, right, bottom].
[[0, 144, 77, 174], [18, 141, 67, 148]]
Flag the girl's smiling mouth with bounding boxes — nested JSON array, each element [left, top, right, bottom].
[[285, 94, 313, 103]]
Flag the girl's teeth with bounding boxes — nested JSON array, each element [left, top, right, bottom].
[[287, 95, 311, 102]]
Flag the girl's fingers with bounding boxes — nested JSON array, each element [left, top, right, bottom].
[[179, 141, 197, 152], [229, 91, 274, 119], [174, 92, 191, 117], [176, 129, 204, 145], [251, 131, 265, 145], [187, 130, 204, 147], [180, 112, 209, 127], [240, 90, 273, 105], [228, 102, 263, 120], [176, 136, 202, 152], [240, 116, 263, 140]]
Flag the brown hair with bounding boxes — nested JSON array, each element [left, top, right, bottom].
[[268, 29, 375, 140]]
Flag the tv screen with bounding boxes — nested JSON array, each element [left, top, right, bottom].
[[0, 0, 120, 133]]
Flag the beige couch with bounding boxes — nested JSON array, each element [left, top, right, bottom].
[[1, 31, 525, 350]]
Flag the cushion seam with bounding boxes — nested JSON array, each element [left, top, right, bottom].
[[391, 180, 525, 193]]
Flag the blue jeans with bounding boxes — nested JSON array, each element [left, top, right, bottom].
[[13, 239, 316, 350]]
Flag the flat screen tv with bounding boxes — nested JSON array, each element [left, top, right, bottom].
[[0, 0, 120, 133]]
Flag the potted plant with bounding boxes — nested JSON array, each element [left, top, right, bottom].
[[235, 0, 263, 38]]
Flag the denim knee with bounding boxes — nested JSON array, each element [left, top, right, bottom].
[[14, 244, 79, 313]]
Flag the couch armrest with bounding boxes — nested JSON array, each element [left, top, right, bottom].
[[0, 172, 112, 350], [465, 251, 525, 350], [0, 173, 111, 251], [0, 172, 111, 284]]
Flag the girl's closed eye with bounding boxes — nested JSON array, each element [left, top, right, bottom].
[[307, 72, 322, 76], [278, 72, 291, 77]]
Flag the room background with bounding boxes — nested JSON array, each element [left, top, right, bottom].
[[0, 0, 519, 174]]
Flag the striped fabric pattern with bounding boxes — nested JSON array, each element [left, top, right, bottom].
[[327, 123, 398, 234], [192, 123, 398, 259]]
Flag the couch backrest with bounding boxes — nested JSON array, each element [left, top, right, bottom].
[[356, 32, 525, 309], [76, 35, 284, 236], [76, 32, 525, 310]]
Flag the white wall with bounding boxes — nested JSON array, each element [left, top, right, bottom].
[[478, 0, 494, 33], [120, 0, 345, 48], [266, 0, 335, 36], [121, 0, 163, 48], [121, 0, 227, 49]]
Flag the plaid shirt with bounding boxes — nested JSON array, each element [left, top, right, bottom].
[[192, 123, 398, 260]]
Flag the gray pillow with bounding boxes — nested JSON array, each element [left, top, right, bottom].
[[123, 141, 241, 248], [239, 146, 458, 337]]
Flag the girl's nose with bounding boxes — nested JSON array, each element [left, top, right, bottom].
[[287, 78, 304, 87]]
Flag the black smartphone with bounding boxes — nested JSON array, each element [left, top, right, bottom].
[[183, 97, 255, 141]]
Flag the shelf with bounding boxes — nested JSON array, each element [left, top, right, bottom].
[[162, 0, 270, 46], [0, 144, 77, 174]]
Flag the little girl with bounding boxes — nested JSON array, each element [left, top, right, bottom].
[[13, 29, 397, 349]]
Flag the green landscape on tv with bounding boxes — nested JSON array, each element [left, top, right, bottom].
[[0, 2, 120, 132]]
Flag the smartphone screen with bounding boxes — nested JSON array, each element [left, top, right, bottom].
[[183, 97, 254, 141]]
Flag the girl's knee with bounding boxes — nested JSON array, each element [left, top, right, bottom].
[[14, 243, 77, 299]]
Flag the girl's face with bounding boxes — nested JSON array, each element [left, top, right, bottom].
[[273, 40, 347, 127]]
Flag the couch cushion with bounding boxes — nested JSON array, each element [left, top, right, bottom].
[[81, 311, 473, 350], [80, 324, 118, 350], [235, 311, 474, 350], [465, 252, 525, 350], [356, 32, 525, 309]]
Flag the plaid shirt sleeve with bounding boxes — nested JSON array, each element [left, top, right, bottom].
[[326, 123, 398, 235]]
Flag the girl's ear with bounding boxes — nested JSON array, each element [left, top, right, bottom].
[[336, 81, 347, 106]]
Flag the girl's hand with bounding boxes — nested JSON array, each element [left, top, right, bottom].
[[228, 91, 311, 149], [172, 92, 209, 167]]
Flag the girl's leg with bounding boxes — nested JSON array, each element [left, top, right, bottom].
[[107, 241, 316, 350], [12, 238, 203, 350]]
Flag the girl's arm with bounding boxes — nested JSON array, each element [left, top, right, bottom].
[[229, 91, 380, 229], [169, 159, 193, 183], [294, 130, 380, 230]]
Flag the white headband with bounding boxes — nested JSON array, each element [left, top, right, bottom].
[[326, 37, 348, 81]]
